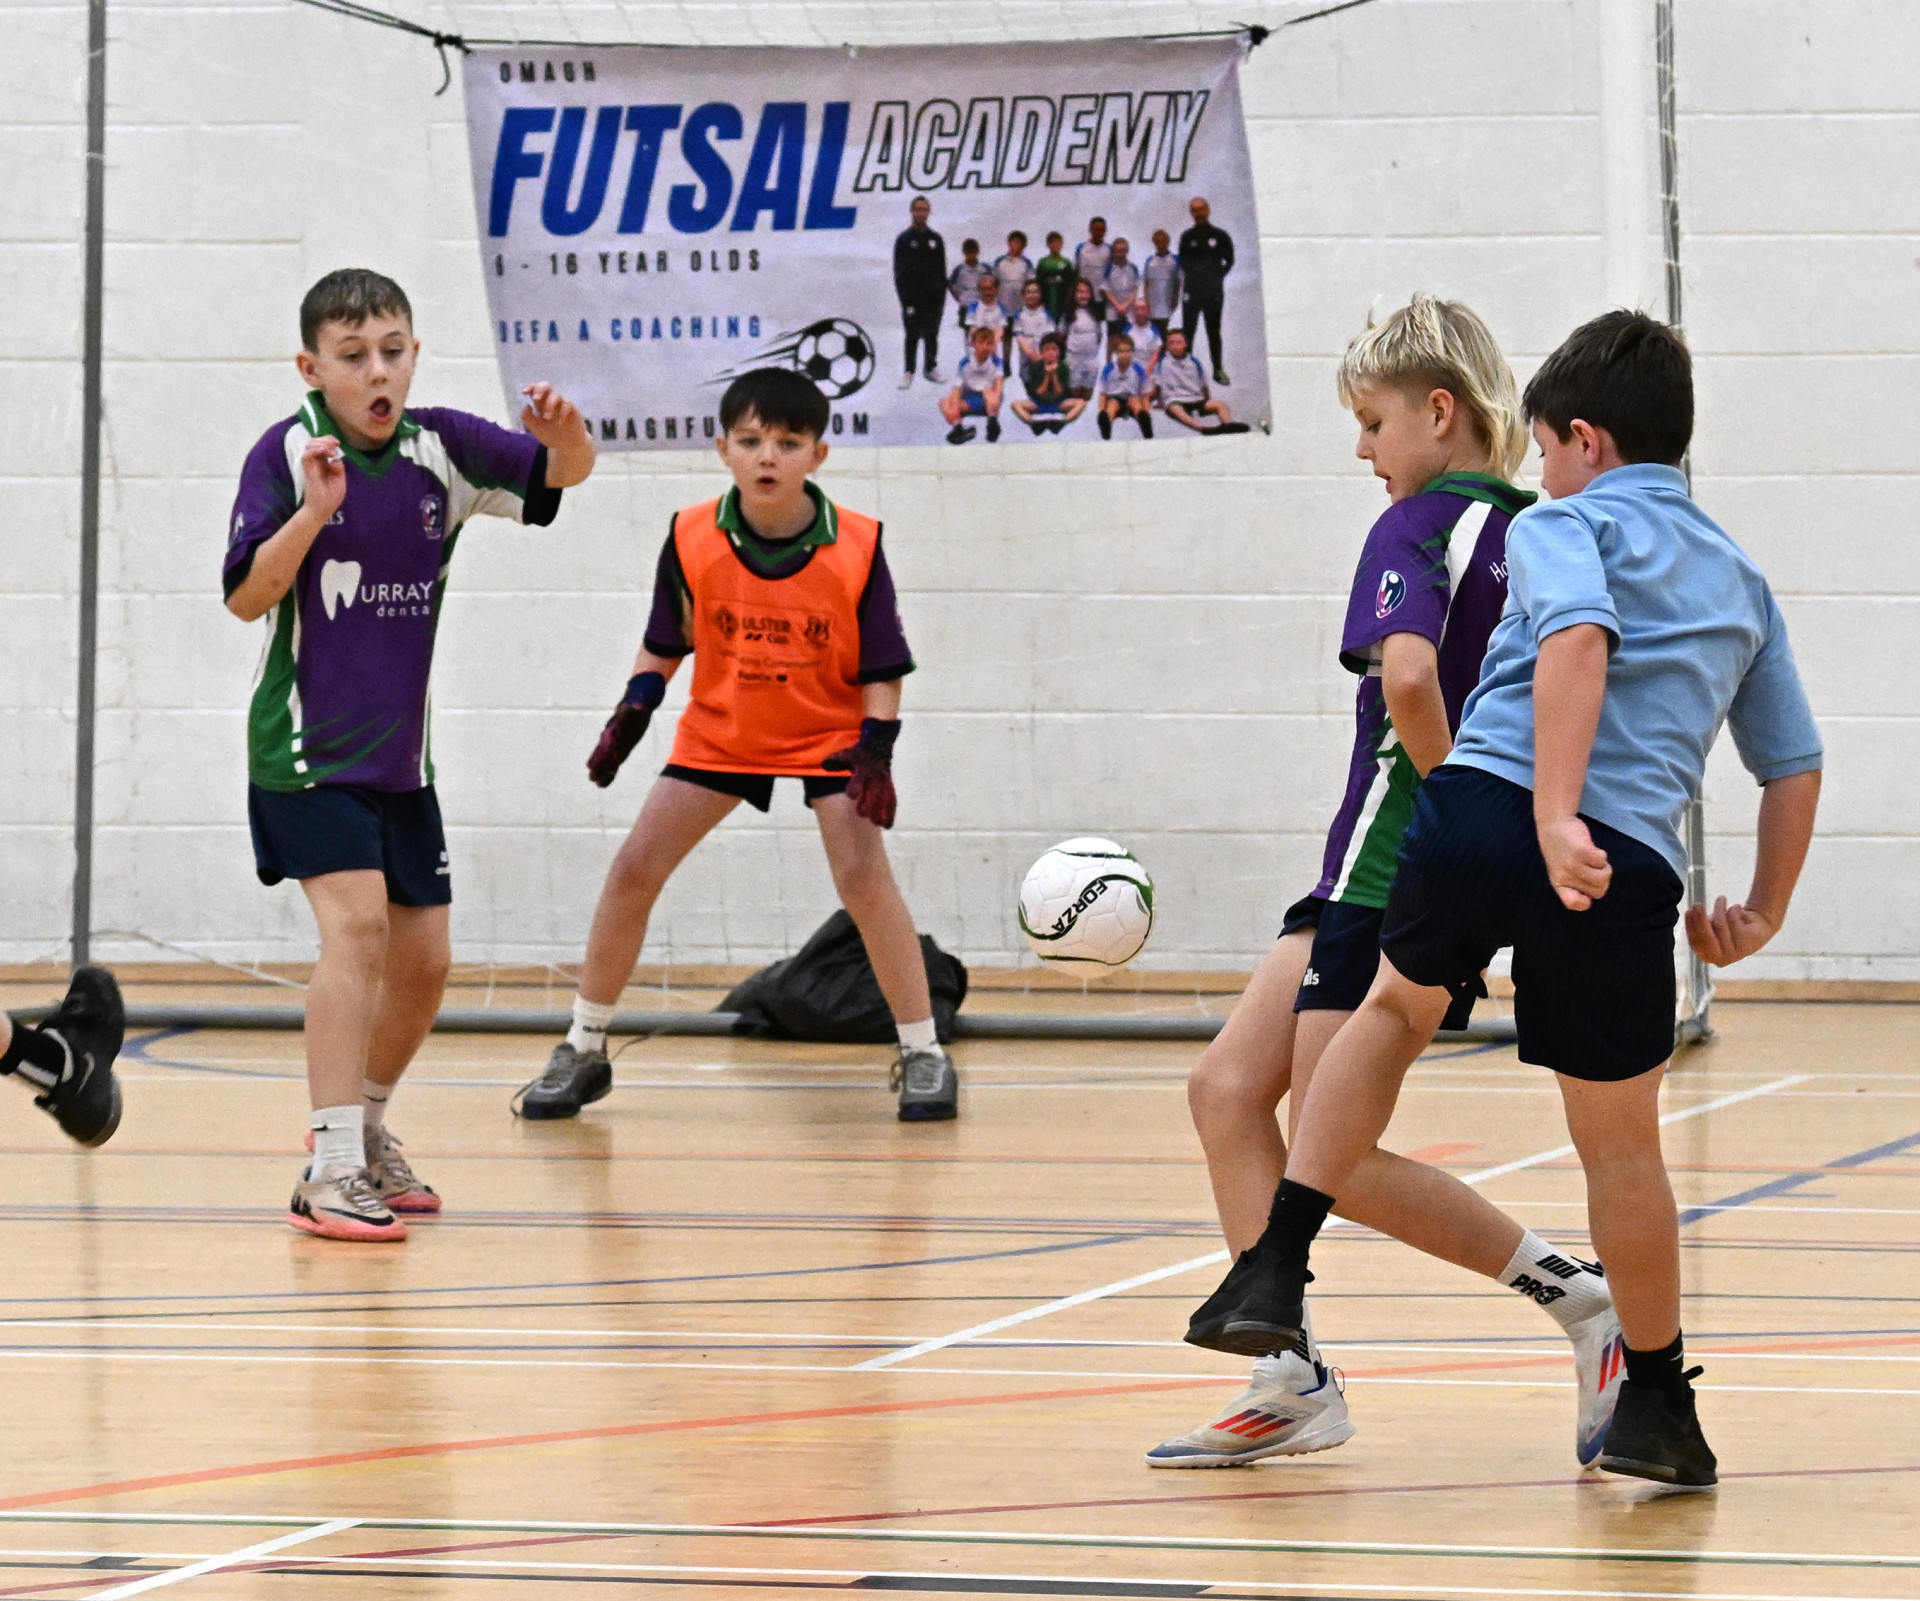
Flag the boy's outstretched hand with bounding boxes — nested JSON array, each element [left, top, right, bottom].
[[1538, 815, 1612, 911], [301, 436, 347, 523], [823, 718, 900, 829], [521, 382, 596, 487], [1685, 896, 1778, 967]]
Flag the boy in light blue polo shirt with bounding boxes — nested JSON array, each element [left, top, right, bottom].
[[1187, 311, 1824, 1492]]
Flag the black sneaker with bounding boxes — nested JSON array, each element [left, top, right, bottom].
[[514, 1041, 611, 1120], [985, 417, 1002, 443], [1184, 1248, 1265, 1347], [892, 1045, 958, 1122], [945, 424, 976, 445], [1185, 1243, 1309, 1357], [1597, 1371, 1718, 1489], [35, 965, 125, 1147]]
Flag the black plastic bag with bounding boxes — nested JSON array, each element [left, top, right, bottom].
[[720, 909, 968, 1044]]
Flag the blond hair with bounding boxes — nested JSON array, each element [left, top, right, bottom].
[[1336, 294, 1525, 481]]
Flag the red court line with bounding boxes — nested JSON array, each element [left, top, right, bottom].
[[0, 1377, 1226, 1512], [1, 1333, 1906, 1518], [0, 1349, 1603, 1514]]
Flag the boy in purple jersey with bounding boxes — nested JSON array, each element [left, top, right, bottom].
[[223, 268, 594, 1242], [1151, 298, 1627, 1471]]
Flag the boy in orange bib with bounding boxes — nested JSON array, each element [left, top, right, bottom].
[[522, 369, 958, 1123]]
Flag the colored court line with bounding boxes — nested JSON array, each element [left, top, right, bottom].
[[736, 1460, 1920, 1530], [1677, 1129, 1920, 1225], [4, 1349, 1917, 1396], [0, 1235, 1165, 1311], [0, 1346, 1667, 1514], [0, 1376, 1230, 1512], [48, 1554, 1920, 1601], [20, 1514, 1920, 1575], [14, 1507, 1920, 1587], [866, 1076, 1812, 1374], [88, 1517, 357, 1598]]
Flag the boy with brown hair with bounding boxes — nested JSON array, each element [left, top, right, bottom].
[[225, 267, 595, 1240], [522, 369, 959, 1124]]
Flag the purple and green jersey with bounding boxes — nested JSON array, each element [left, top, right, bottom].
[[224, 392, 557, 793], [1313, 473, 1534, 907]]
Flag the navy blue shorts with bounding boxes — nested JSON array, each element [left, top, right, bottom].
[[1277, 893, 1325, 940], [1381, 765, 1683, 1082], [248, 783, 451, 907], [661, 765, 851, 814], [1296, 898, 1481, 1031]]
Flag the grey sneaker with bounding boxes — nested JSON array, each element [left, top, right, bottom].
[[892, 1044, 958, 1122], [515, 1041, 612, 1120], [288, 1166, 405, 1242], [365, 1125, 440, 1214]]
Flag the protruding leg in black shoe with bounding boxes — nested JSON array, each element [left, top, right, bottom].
[[1597, 1367, 1718, 1489], [1175, 1243, 1297, 1351], [1212, 1251, 1311, 1356], [1183, 1178, 1334, 1356]]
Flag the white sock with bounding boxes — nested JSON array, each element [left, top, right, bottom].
[[568, 996, 616, 1055], [1253, 1300, 1324, 1390], [896, 1017, 938, 1051], [1501, 1230, 1611, 1329], [362, 1077, 391, 1134], [309, 1104, 365, 1180]]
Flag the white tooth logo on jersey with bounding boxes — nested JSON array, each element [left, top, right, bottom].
[[320, 559, 362, 620]]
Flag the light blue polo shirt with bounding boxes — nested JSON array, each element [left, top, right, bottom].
[[1450, 463, 1823, 878]]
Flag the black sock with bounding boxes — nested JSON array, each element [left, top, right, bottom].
[[0, 1019, 67, 1088], [1259, 1178, 1335, 1269], [1097, 412, 1112, 439], [1623, 1331, 1688, 1393], [1138, 413, 1153, 438]]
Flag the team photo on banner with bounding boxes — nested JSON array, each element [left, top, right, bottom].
[[463, 36, 1269, 449]]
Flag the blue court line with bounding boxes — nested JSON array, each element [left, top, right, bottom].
[[1678, 1130, 1920, 1227], [119, 1027, 299, 1080], [122, 1027, 197, 1058], [0, 1232, 1161, 1312]]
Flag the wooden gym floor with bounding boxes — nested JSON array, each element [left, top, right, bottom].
[[0, 995, 1914, 1598]]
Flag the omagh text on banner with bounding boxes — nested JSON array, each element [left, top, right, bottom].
[[463, 38, 1268, 450]]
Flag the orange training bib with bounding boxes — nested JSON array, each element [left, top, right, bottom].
[[666, 497, 877, 775]]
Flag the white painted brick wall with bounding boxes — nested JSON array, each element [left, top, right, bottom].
[[3, 0, 1914, 980]]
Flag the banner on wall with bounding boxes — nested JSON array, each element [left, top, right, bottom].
[[462, 37, 1268, 450]]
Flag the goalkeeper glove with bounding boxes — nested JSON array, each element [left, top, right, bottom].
[[587, 671, 667, 788], [822, 717, 901, 829]]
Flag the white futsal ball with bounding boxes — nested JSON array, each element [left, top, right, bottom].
[[1018, 837, 1155, 967]]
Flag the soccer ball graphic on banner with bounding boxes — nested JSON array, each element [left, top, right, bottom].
[[792, 318, 875, 398], [1018, 838, 1155, 967]]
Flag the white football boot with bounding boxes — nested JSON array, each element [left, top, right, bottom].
[[1569, 1283, 1629, 1467], [1145, 1351, 1354, 1468]]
